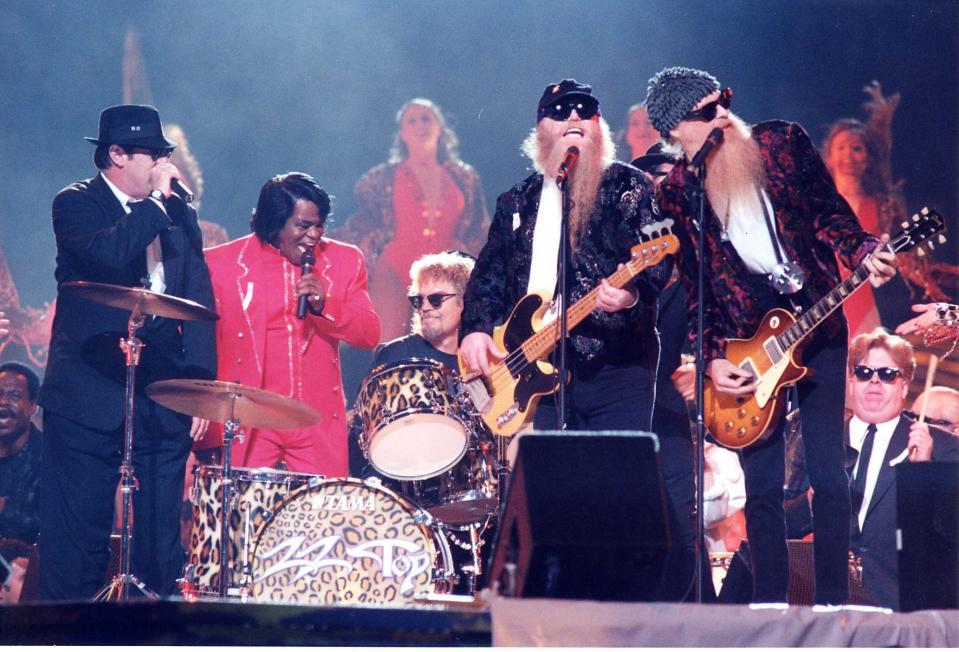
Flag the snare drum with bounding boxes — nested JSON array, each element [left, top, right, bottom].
[[250, 477, 452, 605], [356, 358, 473, 481], [182, 465, 319, 596]]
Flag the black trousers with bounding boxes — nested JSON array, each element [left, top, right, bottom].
[[39, 409, 191, 600], [736, 281, 850, 604], [533, 361, 656, 433]]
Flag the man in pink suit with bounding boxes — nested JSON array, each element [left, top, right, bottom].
[[202, 172, 380, 476]]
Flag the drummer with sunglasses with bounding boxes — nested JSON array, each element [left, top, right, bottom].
[[369, 250, 475, 372], [349, 251, 474, 480]]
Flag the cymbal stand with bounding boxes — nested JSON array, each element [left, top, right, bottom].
[[218, 398, 241, 598], [95, 304, 158, 601], [495, 434, 511, 515]]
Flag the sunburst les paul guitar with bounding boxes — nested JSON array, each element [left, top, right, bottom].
[[459, 228, 679, 438], [706, 207, 946, 449]]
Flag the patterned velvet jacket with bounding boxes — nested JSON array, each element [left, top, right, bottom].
[[334, 160, 490, 267], [460, 161, 670, 370], [656, 120, 879, 362]]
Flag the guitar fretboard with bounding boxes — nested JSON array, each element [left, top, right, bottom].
[[776, 266, 870, 351]]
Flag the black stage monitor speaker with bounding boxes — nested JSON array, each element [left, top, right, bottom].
[[897, 461, 958, 612], [487, 430, 669, 601]]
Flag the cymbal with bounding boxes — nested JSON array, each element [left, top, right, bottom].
[[64, 281, 218, 322], [146, 379, 321, 430]]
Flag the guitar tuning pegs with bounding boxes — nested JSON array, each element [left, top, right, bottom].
[[913, 214, 920, 222], [921, 207, 929, 215], [901, 221, 909, 229], [939, 235, 947, 244], [917, 248, 926, 257]]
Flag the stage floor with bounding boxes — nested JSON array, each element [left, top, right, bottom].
[[1, 596, 956, 646]]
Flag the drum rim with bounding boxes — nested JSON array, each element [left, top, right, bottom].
[[192, 464, 322, 483], [358, 356, 461, 395]]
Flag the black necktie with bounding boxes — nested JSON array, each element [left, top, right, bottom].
[[851, 423, 877, 517]]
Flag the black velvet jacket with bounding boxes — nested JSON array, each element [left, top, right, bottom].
[[460, 161, 670, 371]]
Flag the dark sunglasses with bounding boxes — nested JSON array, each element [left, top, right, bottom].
[[126, 147, 173, 161], [682, 88, 733, 123], [408, 293, 457, 310], [853, 365, 902, 383], [543, 96, 601, 122]]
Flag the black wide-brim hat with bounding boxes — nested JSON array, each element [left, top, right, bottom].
[[84, 104, 176, 150], [631, 143, 680, 174]]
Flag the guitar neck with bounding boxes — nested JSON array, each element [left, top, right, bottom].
[[524, 264, 635, 361], [777, 264, 870, 351]]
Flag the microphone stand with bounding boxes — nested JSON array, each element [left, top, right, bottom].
[[692, 156, 708, 604], [556, 172, 571, 431]]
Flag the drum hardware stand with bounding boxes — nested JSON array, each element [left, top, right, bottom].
[[218, 408, 243, 598], [495, 431, 511, 516], [443, 517, 493, 596], [95, 303, 159, 602]]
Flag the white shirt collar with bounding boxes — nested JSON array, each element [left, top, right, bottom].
[[100, 172, 133, 212], [849, 414, 900, 452]]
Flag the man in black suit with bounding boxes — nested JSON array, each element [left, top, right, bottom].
[[846, 328, 958, 610], [38, 105, 216, 599]]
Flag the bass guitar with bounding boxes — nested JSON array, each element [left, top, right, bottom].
[[706, 206, 946, 449], [460, 228, 679, 438]]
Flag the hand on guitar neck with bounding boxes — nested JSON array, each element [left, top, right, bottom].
[[862, 233, 898, 288]]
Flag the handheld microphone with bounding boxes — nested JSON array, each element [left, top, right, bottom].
[[296, 246, 316, 320], [556, 146, 580, 184], [171, 178, 195, 204], [689, 127, 724, 170]]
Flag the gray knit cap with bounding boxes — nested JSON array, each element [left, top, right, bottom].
[[643, 67, 720, 138]]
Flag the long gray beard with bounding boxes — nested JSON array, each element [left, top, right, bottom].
[[704, 119, 764, 227], [544, 143, 605, 253]]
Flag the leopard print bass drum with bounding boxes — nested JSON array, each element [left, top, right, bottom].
[[356, 358, 474, 481], [250, 477, 453, 605]]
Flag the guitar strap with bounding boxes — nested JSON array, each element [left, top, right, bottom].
[[756, 186, 805, 302]]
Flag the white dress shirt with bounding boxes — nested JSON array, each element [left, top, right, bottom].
[[101, 173, 166, 294], [848, 414, 900, 530]]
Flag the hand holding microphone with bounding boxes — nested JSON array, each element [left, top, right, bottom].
[[148, 161, 194, 203], [296, 246, 322, 320]]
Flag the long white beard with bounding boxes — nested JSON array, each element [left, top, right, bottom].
[[704, 117, 764, 227], [541, 136, 608, 252]]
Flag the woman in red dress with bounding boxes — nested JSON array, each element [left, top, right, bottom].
[[337, 99, 489, 342]]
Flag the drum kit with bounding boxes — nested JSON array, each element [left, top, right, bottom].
[[67, 281, 506, 606]]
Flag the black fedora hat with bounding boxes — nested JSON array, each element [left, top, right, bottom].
[[631, 142, 679, 174], [85, 104, 176, 150]]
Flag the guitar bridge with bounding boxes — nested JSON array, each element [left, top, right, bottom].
[[496, 403, 520, 426]]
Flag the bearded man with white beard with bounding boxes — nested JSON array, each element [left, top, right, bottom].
[[460, 79, 669, 434], [460, 80, 715, 597], [647, 66, 899, 606]]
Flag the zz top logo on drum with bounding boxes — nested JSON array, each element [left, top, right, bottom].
[[256, 534, 433, 595]]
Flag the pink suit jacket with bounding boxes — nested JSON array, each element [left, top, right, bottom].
[[199, 234, 379, 476]]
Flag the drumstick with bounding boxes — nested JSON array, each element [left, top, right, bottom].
[[890, 353, 939, 466]]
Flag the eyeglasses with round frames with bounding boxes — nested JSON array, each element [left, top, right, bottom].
[[407, 293, 457, 310]]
